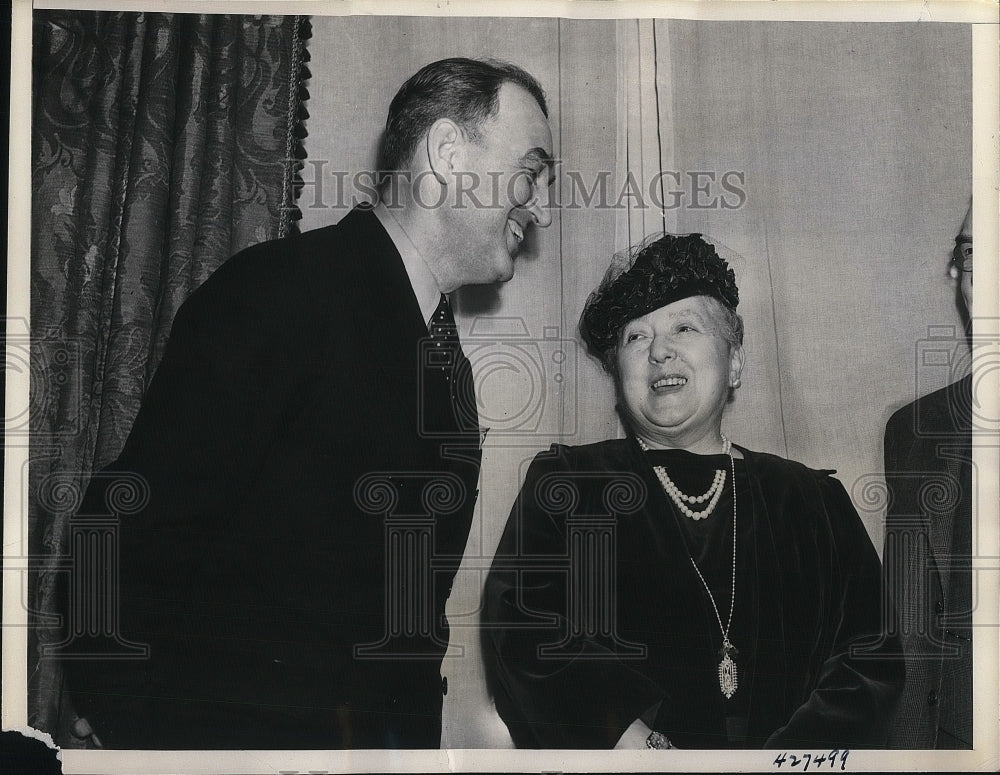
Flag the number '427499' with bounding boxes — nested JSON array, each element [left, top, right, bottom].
[[773, 749, 850, 771]]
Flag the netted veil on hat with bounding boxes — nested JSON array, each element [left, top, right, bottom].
[[579, 232, 741, 365]]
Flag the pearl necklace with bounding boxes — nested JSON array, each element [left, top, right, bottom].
[[638, 433, 740, 699], [638, 436, 731, 520]]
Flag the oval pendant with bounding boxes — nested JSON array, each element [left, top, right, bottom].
[[718, 653, 738, 699]]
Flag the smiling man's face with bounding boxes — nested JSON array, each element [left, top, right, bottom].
[[441, 82, 554, 286]]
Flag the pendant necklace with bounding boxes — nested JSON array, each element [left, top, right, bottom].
[[639, 434, 740, 699]]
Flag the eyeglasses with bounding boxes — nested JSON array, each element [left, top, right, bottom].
[[951, 240, 973, 273]]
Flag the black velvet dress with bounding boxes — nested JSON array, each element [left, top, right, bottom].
[[482, 437, 903, 749]]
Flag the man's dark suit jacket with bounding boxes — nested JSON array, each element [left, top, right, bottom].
[[64, 207, 482, 749], [883, 374, 972, 748]]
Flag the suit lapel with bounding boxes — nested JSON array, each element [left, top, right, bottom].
[[348, 207, 428, 339], [918, 380, 971, 605], [330, 208, 430, 391]]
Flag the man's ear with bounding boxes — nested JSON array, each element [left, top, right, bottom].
[[424, 118, 461, 185]]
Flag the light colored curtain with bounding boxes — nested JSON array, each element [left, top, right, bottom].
[[605, 18, 972, 541], [615, 19, 671, 245], [654, 20, 971, 541]]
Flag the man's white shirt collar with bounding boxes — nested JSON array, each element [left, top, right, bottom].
[[373, 202, 443, 330]]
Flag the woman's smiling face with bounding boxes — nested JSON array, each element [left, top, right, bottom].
[[616, 295, 744, 452]]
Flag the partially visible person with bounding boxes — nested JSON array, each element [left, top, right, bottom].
[[63, 57, 555, 749], [482, 233, 903, 749], [883, 202, 973, 749]]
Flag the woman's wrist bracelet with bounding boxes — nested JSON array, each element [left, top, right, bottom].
[[645, 730, 673, 749]]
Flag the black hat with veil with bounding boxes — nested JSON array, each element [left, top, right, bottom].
[[579, 232, 743, 373]]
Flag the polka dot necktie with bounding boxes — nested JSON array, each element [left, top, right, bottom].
[[428, 294, 477, 431], [429, 294, 460, 351]]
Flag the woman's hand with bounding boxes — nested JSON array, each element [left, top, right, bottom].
[[614, 717, 654, 749]]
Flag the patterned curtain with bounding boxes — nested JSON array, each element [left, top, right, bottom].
[[28, 11, 311, 739]]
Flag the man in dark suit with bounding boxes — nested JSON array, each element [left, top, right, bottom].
[[63, 58, 554, 749], [883, 203, 973, 748]]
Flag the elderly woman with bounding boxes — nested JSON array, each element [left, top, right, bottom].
[[482, 233, 903, 749]]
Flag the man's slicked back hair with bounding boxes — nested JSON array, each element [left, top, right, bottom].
[[377, 57, 548, 187]]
